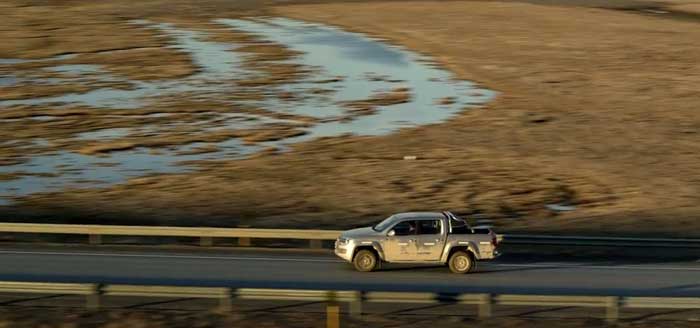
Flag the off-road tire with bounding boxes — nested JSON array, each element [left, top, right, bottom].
[[353, 249, 379, 272], [448, 251, 475, 274]]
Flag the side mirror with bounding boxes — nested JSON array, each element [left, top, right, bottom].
[[387, 230, 396, 237]]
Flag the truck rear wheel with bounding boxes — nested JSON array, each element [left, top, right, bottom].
[[353, 249, 378, 272], [448, 251, 474, 274]]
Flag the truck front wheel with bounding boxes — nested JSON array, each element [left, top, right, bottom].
[[448, 251, 475, 274], [353, 249, 378, 272]]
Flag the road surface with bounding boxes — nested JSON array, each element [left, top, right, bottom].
[[0, 245, 698, 297]]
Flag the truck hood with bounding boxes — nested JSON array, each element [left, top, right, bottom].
[[341, 227, 379, 239]]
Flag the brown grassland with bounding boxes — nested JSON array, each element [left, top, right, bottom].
[[1, 0, 699, 236]]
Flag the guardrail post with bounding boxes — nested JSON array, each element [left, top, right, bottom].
[[86, 284, 102, 310], [327, 304, 340, 328], [478, 293, 492, 318], [218, 288, 233, 313], [237, 225, 252, 246], [310, 240, 322, 249], [200, 236, 214, 247], [606, 296, 620, 324], [349, 291, 363, 318], [89, 234, 102, 245], [238, 237, 251, 247]]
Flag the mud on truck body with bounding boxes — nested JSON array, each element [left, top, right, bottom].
[[335, 211, 499, 273]]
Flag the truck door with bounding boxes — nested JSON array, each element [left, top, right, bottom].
[[383, 220, 419, 262], [415, 219, 446, 261]]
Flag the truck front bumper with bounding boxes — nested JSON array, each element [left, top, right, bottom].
[[334, 240, 354, 262]]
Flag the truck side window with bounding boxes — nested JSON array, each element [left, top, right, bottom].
[[392, 221, 416, 236], [417, 220, 441, 235]]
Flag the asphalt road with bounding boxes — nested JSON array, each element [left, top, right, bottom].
[[0, 245, 698, 297]]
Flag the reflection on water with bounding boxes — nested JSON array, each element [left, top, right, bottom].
[[254, 18, 411, 67], [0, 18, 495, 204], [0, 76, 18, 86], [217, 18, 495, 139], [45, 64, 101, 75], [75, 128, 133, 140], [0, 148, 216, 204], [0, 142, 262, 205]]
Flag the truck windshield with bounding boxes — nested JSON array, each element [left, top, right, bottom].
[[372, 216, 395, 232]]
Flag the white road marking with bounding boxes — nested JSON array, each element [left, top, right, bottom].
[[528, 262, 585, 266], [494, 263, 700, 271]]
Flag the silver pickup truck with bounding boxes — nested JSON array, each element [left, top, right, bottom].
[[334, 211, 499, 273]]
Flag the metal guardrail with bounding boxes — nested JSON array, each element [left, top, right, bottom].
[[1, 281, 700, 324], [502, 234, 700, 248], [0, 223, 340, 239], [0, 222, 342, 248], [0, 222, 699, 248], [0, 281, 95, 295]]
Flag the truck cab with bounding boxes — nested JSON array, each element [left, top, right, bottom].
[[334, 211, 499, 273]]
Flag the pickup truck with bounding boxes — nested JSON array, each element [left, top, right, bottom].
[[334, 211, 499, 273]]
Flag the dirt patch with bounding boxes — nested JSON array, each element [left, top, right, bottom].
[[232, 124, 310, 145], [0, 5, 196, 81], [341, 87, 412, 120], [669, 3, 700, 14], [63, 47, 197, 81], [0, 173, 22, 182], [0, 80, 134, 101], [176, 144, 221, 155], [436, 96, 457, 105]]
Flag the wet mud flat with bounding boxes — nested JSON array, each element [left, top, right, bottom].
[[0, 1, 498, 221], [0, 15, 493, 205], [2, 0, 700, 237], [0, 14, 493, 202]]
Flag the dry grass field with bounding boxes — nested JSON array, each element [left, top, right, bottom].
[[1, 0, 699, 236]]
